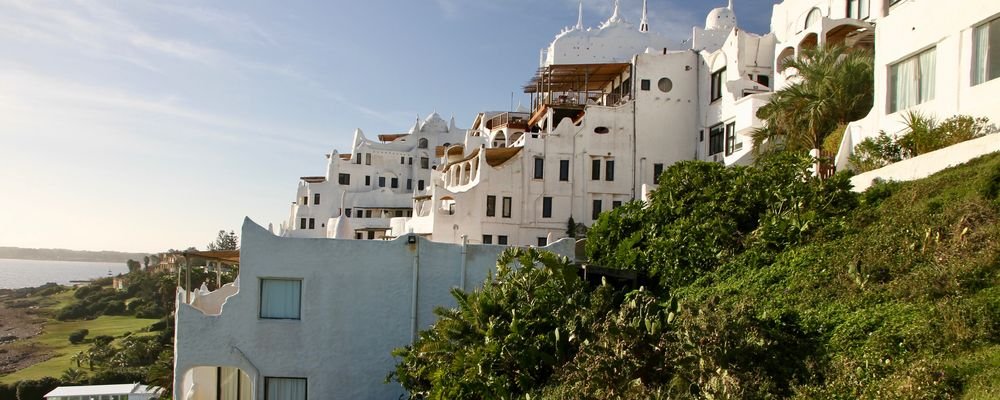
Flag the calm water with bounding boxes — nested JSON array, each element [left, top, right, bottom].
[[0, 258, 129, 289]]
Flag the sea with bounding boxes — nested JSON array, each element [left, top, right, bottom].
[[0, 258, 129, 289]]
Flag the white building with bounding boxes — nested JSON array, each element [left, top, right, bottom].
[[173, 218, 574, 399], [44, 383, 162, 400]]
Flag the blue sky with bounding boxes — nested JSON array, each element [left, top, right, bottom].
[[0, 0, 774, 253]]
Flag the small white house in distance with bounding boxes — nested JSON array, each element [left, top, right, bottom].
[[173, 218, 574, 399], [44, 383, 162, 400]]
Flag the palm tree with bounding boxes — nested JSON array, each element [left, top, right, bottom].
[[753, 44, 874, 153]]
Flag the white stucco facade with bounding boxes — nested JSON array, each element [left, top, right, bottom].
[[174, 218, 574, 399]]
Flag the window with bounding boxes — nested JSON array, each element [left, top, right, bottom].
[[418, 180, 425, 191], [302, 196, 308, 205], [709, 123, 725, 155], [605, 160, 615, 181], [378, 177, 386, 187], [594, 126, 610, 134], [299, 218, 306, 229], [710, 68, 726, 102], [502, 196, 512, 218], [559, 160, 569, 181], [308, 218, 315, 229], [217, 366, 246, 400], [498, 235, 508, 245], [365, 176, 371, 186], [725, 122, 736, 156], [355, 153, 361, 164], [260, 279, 301, 319], [365, 153, 371, 165], [408, 157, 413, 165], [345, 208, 351, 217], [973, 17, 1000, 85], [699, 130, 704, 142], [592, 199, 602, 220], [847, 0, 870, 19], [355, 232, 363, 239], [613, 200, 622, 209], [640, 79, 651, 91], [313, 193, 321, 205], [265, 377, 306, 400], [592, 159, 601, 180], [367, 231, 375, 239], [486, 195, 496, 217], [418, 138, 428, 149], [542, 197, 552, 218], [658, 77, 673, 92], [391, 177, 399, 189], [407, 179, 412, 190], [400, 156, 405, 164], [756, 74, 770, 87], [365, 210, 372, 218], [889, 47, 936, 113], [421, 157, 429, 169], [338, 173, 350, 185], [537, 237, 547, 246], [394, 210, 403, 217], [482, 235, 493, 244], [653, 163, 664, 184], [804, 8, 822, 29], [533, 158, 544, 179]]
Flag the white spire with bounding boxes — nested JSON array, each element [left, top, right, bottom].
[[576, 1, 584, 30], [640, 0, 649, 32], [610, 0, 621, 23], [728, 0, 734, 10]]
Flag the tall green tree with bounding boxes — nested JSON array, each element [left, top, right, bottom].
[[207, 230, 239, 251], [753, 44, 874, 152]]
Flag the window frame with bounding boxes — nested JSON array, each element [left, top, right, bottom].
[[533, 157, 544, 179], [640, 79, 651, 91], [338, 173, 350, 185], [972, 17, 1000, 86], [486, 195, 496, 217], [605, 160, 615, 181], [542, 197, 552, 218], [498, 235, 508, 245], [264, 377, 307, 400], [502, 196, 512, 218], [724, 122, 736, 156], [592, 199, 602, 220], [888, 47, 936, 113], [259, 278, 302, 320], [482, 234, 493, 244], [591, 159, 601, 180], [313, 193, 321, 205], [559, 160, 569, 181], [708, 123, 725, 155], [710, 67, 727, 102]]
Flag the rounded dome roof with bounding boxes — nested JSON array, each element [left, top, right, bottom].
[[327, 216, 354, 240], [705, 6, 737, 31]]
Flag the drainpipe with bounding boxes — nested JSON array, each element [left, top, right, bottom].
[[459, 235, 468, 291], [631, 58, 638, 200], [410, 236, 420, 343]]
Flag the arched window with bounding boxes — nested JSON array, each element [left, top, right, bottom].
[[418, 138, 428, 149], [804, 8, 822, 29]]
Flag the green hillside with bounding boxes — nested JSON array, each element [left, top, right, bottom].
[[392, 152, 1000, 399]]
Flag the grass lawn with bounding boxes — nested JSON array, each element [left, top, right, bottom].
[[0, 288, 159, 384]]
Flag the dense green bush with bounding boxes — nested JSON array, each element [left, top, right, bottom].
[[15, 377, 61, 400], [67, 329, 89, 344]]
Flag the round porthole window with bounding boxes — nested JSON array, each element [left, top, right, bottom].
[[657, 78, 673, 93]]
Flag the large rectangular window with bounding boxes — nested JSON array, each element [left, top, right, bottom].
[[391, 177, 399, 189], [973, 17, 1000, 86], [420, 157, 429, 169], [710, 68, 726, 102], [653, 163, 664, 184], [592, 199, 602, 220], [486, 195, 496, 217], [559, 160, 569, 181], [502, 197, 512, 218], [542, 197, 552, 218], [265, 377, 306, 400], [889, 47, 936, 113], [847, 0, 870, 19], [605, 160, 615, 181], [338, 173, 350, 185], [260, 279, 301, 319], [724, 122, 736, 156], [591, 159, 601, 180], [533, 158, 544, 179], [709, 123, 725, 155]]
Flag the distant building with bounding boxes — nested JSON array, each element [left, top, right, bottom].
[[44, 383, 162, 400]]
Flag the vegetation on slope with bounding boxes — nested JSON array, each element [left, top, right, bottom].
[[391, 152, 1000, 399]]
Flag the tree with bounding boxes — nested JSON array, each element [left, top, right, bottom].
[[207, 230, 239, 251], [143, 256, 150, 269], [68, 329, 89, 344], [126, 259, 141, 273], [753, 45, 874, 153], [566, 216, 577, 238]]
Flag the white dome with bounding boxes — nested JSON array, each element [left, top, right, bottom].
[[705, 6, 737, 31]]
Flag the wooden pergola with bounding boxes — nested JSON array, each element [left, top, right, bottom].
[[523, 63, 631, 127]]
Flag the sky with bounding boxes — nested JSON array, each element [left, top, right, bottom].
[[0, 0, 775, 253]]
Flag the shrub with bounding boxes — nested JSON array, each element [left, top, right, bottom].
[[16, 377, 61, 400], [0, 382, 16, 400], [68, 329, 89, 344], [850, 131, 903, 172], [92, 335, 114, 346], [56, 303, 90, 321], [103, 300, 126, 315]]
